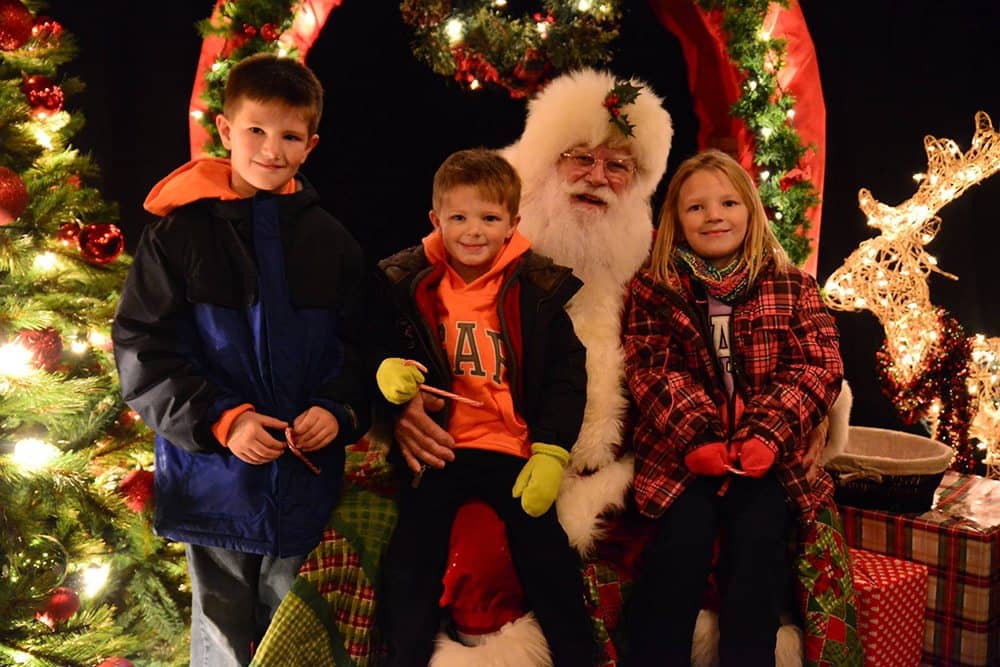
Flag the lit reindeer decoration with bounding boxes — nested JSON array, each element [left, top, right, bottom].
[[824, 111, 1000, 478]]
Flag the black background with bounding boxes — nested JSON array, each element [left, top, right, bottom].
[[47, 0, 1000, 436]]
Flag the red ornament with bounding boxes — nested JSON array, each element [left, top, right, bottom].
[[0, 166, 28, 225], [97, 660, 135, 667], [78, 223, 125, 265], [66, 174, 81, 189], [241, 23, 257, 37], [16, 327, 62, 371], [260, 22, 280, 42], [506, 48, 552, 98], [451, 46, 500, 89], [118, 469, 154, 513], [21, 74, 64, 118], [0, 0, 32, 51], [57, 221, 81, 246], [35, 586, 79, 630], [31, 15, 62, 42]]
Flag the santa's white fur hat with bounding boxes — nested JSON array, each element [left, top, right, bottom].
[[504, 68, 673, 202]]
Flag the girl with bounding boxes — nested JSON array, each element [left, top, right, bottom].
[[622, 149, 843, 666]]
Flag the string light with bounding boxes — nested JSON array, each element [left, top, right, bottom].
[[87, 330, 110, 350], [11, 438, 60, 472], [32, 251, 58, 272], [0, 342, 34, 378], [824, 111, 1000, 478], [445, 18, 464, 44], [81, 561, 111, 598]]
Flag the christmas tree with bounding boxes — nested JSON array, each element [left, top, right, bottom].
[[0, 2, 187, 665]]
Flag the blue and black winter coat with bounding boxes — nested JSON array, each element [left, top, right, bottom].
[[112, 162, 370, 557]]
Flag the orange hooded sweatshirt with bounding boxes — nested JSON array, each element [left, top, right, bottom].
[[422, 228, 533, 459], [143, 157, 295, 216], [143, 157, 295, 444]]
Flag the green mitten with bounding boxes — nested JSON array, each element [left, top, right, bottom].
[[376, 357, 424, 404], [512, 443, 570, 517]]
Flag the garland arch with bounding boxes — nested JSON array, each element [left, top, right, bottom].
[[187, 0, 827, 272]]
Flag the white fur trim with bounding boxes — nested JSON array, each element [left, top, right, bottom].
[[820, 379, 853, 465], [566, 284, 632, 472], [504, 68, 673, 202], [692, 610, 803, 667], [556, 455, 633, 556], [431, 613, 551, 667]]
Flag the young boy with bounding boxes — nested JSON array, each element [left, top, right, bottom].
[[374, 148, 596, 667], [111, 53, 369, 665]]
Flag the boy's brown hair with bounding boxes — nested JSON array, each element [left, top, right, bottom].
[[649, 148, 790, 287], [432, 149, 521, 217], [223, 54, 324, 135]]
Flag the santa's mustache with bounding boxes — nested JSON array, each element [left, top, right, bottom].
[[564, 182, 619, 206]]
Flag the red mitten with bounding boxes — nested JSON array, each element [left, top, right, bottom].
[[737, 437, 777, 478], [684, 442, 730, 477]]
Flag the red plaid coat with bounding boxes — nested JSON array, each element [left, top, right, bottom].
[[624, 264, 843, 526]]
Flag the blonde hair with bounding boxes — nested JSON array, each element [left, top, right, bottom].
[[649, 148, 790, 287], [432, 148, 521, 217]]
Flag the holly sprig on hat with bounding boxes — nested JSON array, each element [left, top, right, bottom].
[[603, 80, 641, 137]]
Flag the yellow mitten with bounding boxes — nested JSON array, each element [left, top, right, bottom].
[[512, 443, 570, 517], [376, 357, 424, 404]]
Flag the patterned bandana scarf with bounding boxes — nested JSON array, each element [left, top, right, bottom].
[[674, 245, 753, 305]]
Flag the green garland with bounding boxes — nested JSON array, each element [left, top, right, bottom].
[[697, 0, 818, 266], [195, 0, 298, 156], [401, 0, 623, 99]]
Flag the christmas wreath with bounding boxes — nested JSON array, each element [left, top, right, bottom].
[[400, 0, 623, 99]]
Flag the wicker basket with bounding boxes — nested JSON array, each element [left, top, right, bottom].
[[825, 426, 955, 513]]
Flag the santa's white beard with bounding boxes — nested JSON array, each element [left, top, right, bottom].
[[518, 171, 653, 290]]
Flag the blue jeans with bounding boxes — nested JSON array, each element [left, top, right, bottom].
[[185, 544, 306, 666]]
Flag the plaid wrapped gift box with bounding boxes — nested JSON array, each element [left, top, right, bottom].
[[839, 472, 1000, 666], [851, 547, 928, 666]]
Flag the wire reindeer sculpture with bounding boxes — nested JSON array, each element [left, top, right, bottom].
[[823, 111, 1000, 477]]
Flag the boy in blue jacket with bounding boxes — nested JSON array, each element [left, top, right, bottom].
[[111, 53, 369, 666]]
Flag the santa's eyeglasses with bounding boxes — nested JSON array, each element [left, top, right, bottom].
[[560, 151, 637, 182]]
